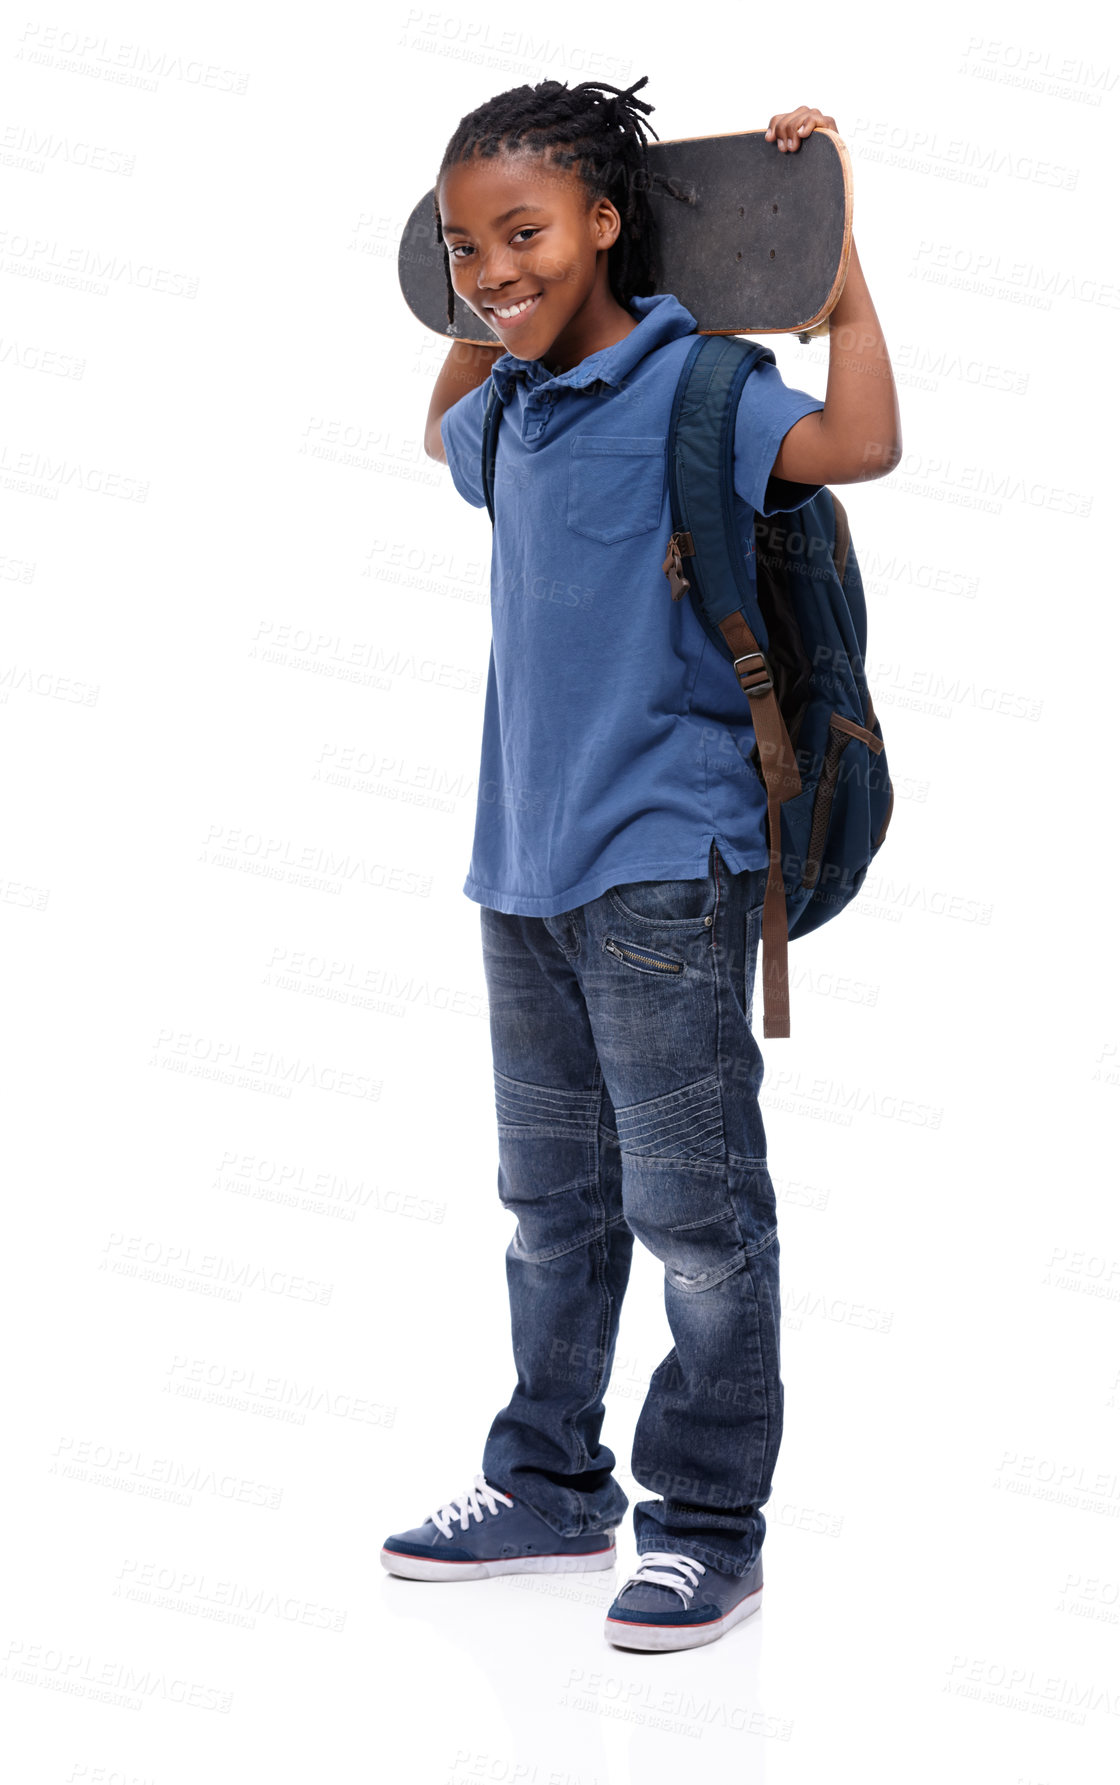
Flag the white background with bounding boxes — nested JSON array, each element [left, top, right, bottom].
[[3, 1, 1118, 1780]]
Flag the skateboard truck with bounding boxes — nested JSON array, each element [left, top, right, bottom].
[[797, 318, 831, 344]]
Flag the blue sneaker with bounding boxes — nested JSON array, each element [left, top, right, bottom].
[[604, 1550, 764, 1650], [380, 1473, 618, 1581]]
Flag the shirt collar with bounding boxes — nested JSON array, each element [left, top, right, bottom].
[[487, 291, 698, 405]]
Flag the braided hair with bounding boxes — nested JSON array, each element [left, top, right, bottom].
[[433, 75, 688, 329]]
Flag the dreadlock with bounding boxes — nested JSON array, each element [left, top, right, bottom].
[[433, 75, 688, 330]]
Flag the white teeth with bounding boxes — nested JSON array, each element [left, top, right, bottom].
[[493, 296, 537, 319]]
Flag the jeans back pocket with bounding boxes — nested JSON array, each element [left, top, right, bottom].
[[567, 435, 665, 545]]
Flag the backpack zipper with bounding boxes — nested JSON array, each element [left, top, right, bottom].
[[604, 938, 684, 975]]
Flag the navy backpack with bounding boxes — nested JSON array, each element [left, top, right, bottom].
[[480, 331, 894, 1039]]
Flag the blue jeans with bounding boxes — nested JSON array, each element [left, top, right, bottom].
[[478, 839, 781, 1578]]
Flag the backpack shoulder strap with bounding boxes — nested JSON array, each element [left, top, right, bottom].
[[664, 333, 775, 646], [480, 377, 503, 524], [663, 332, 803, 1040]]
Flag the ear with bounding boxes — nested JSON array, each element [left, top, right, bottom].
[[593, 197, 622, 249]]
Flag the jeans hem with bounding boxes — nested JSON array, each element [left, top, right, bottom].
[[502, 1491, 629, 1542]]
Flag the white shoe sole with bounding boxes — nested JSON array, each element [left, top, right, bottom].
[[604, 1581, 763, 1650], [380, 1541, 617, 1582]]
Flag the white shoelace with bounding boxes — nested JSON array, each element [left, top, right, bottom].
[[429, 1473, 514, 1540], [628, 1550, 707, 1605]]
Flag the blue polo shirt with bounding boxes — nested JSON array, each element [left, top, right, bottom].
[[440, 291, 826, 917]]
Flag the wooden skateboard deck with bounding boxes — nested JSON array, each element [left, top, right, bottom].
[[399, 127, 852, 344]]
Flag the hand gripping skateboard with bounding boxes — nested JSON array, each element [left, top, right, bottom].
[[399, 127, 852, 344]]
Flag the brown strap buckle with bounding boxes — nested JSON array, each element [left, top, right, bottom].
[[733, 651, 773, 697]]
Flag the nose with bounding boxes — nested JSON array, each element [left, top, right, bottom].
[[472, 247, 519, 294]]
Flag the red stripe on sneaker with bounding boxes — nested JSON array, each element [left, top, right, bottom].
[[606, 1583, 761, 1628]]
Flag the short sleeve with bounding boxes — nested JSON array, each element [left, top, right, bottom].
[[732, 358, 826, 516], [440, 380, 488, 509]]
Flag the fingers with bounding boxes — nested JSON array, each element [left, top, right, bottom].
[[764, 107, 838, 151]]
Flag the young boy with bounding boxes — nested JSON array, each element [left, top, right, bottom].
[[382, 82, 901, 1652]]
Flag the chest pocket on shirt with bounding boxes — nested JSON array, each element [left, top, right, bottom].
[[566, 435, 665, 545]]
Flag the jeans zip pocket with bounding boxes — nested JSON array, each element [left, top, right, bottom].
[[604, 937, 684, 976]]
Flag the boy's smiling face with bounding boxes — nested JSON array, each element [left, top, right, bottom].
[[438, 148, 638, 374]]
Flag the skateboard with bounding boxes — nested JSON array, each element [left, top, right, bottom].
[[398, 127, 852, 345]]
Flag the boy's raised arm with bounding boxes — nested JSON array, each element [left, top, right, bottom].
[[762, 107, 903, 488], [425, 339, 505, 461]]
